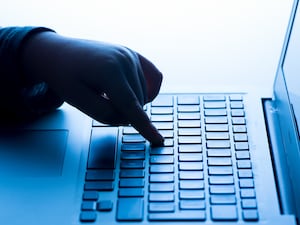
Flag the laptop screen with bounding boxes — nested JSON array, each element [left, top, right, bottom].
[[273, 0, 300, 218], [283, 0, 300, 138]]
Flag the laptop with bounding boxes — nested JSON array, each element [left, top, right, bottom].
[[0, 0, 299, 224]]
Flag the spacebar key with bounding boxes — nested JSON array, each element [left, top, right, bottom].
[[149, 211, 206, 221], [88, 127, 118, 169]]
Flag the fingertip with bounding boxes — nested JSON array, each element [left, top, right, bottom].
[[129, 110, 164, 146], [150, 132, 165, 147], [145, 121, 165, 146]]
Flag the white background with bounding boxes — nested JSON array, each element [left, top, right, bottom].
[[1, 0, 294, 92]]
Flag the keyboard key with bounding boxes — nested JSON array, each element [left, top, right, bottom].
[[178, 105, 200, 112], [179, 180, 205, 190], [210, 195, 236, 204], [209, 185, 235, 194], [240, 189, 256, 198], [180, 200, 206, 210], [80, 211, 97, 222], [118, 188, 144, 197], [178, 120, 201, 128], [211, 205, 238, 221], [97, 200, 113, 211], [150, 147, 174, 155], [231, 109, 245, 117], [243, 209, 259, 221], [121, 152, 145, 160], [239, 179, 254, 188], [232, 117, 246, 125], [163, 138, 174, 146], [238, 169, 253, 178], [178, 136, 202, 144], [179, 153, 203, 162], [84, 181, 114, 191], [208, 166, 233, 175], [122, 134, 145, 143], [236, 151, 251, 160], [152, 122, 174, 130], [159, 130, 174, 138], [178, 113, 201, 120], [205, 125, 229, 132], [237, 160, 252, 169], [230, 101, 244, 109], [209, 176, 234, 185], [179, 162, 203, 171], [83, 191, 98, 201], [119, 170, 145, 178], [233, 125, 247, 133], [241, 199, 257, 209], [203, 95, 226, 101], [204, 109, 227, 116], [149, 183, 175, 192], [206, 140, 231, 149], [208, 157, 232, 166], [151, 115, 174, 122], [177, 95, 200, 105], [117, 198, 144, 221], [88, 127, 117, 169], [205, 116, 228, 124], [149, 203, 175, 212], [234, 134, 248, 142], [178, 128, 201, 136], [150, 174, 174, 183], [152, 95, 173, 107], [149, 193, 175, 202], [121, 144, 145, 151], [206, 132, 229, 140], [204, 102, 226, 109], [151, 107, 173, 115], [119, 178, 144, 188], [207, 149, 231, 157], [150, 164, 174, 173], [148, 211, 206, 221], [179, 171, 204, 180], [85, 170, 115, 181], [178, 144, 202, 153], [235, 142, 249, 150], [123, 126, 139, 134], [150, 155, 174, 164], [81, 201, 96, 211], [179, 190, 205, 199], [121, 160, 145, 169]]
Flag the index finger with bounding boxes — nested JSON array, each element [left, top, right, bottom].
[[124, 100, 164, 146], [104, 73, 164, 145]]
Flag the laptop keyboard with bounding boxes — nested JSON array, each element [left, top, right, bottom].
[[80, 94, 259, 223]]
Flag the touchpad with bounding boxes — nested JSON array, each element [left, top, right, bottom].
[[0, 130, 68, 177]]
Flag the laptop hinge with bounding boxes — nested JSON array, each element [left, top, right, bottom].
[[263, 99, 296, 215]]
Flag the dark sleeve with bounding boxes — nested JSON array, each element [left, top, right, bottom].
[[0, 26, 64, 123]]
